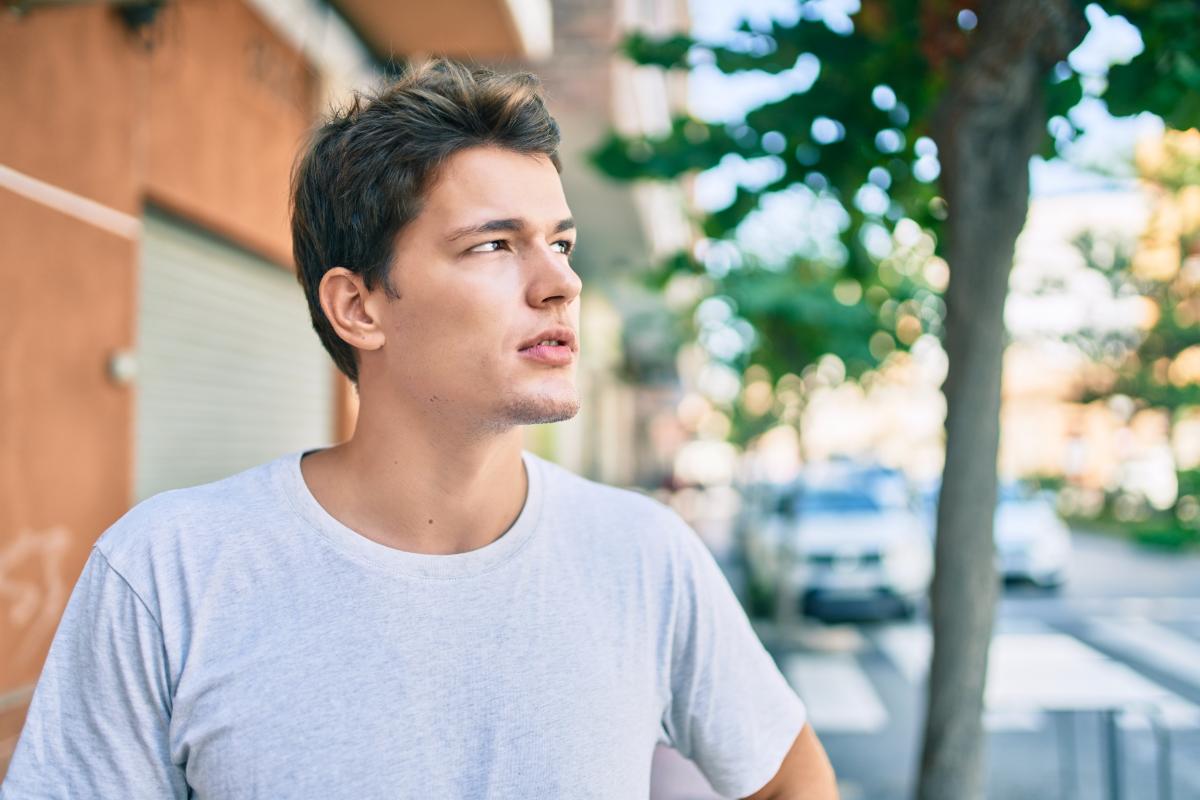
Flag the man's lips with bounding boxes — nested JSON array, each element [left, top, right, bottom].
[[517, 324, 577, 366], [517, 325, 578, 353], [518, 342, 575, 366]]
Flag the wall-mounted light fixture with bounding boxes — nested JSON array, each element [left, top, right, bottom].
[[107, 349, 138, 386]]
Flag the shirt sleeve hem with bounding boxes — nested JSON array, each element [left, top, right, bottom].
[[715, 697, 809, 799]]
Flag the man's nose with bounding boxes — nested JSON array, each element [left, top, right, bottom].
[[526, 245, 583, 307]]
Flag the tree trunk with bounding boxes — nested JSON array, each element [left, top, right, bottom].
[[916, 3, 1086, 799]]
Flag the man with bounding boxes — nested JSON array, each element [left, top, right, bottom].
[[2, 60, 837, 799]]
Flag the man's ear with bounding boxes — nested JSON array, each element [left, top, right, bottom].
[[318, 267, 388, 352]]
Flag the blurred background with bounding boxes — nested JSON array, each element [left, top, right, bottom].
[[2, 0, 1199, 798]]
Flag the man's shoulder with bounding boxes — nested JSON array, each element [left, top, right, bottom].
[[530, 452, 676, 513], [95, 455, 286, 573], [528, 453, 697, 550]]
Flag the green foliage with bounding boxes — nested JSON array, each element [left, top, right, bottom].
[[721, 265, 934, 377], [1175, 466, 1200, 500], [1104, 1, 1200, 127], [1131, 522, 1199, 550], [1028, 473, 1067, 494], [590, 115, 753, 183], [593, 2, 949, 258], [591, 2, 965, 432], [745, 570, 776, 620], [592, 3, 1200, 443]]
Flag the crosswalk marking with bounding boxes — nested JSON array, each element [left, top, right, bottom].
[[1046, 596, 1200, 620], [786, 632, 1049, 732], [982, 708, 1045, 732], [1087, 616, 1200, 689], [873, 623, 931, 684], [871, 618, 1054, 687], [783, 653, 889, 734], [868, 622, 1200, 731], [985, 633, 1200, 729]]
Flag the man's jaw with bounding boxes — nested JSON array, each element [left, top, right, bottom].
[[493, 388, 581, 428]]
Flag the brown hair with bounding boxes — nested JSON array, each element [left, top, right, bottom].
[[290, 58, 562, 384]]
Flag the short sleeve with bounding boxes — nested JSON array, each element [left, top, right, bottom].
[[660, 524, 808, 799], [1, 549, 185, 799]]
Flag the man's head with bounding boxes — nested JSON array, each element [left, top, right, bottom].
[[291, 59, 582, 430]]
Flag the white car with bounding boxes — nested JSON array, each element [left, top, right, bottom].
[[917, 481, 1072, 589], [994, 483, 1072, 589], [769, 469, 933, 622]]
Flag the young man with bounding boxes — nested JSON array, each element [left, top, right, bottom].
[[2, 60, 837, 799]]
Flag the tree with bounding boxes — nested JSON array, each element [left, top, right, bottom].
[[591, 2, 1200, 797]]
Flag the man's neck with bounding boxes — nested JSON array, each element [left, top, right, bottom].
[[299, 397, 528, 556]]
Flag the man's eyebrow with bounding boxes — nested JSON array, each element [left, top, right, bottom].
[[445, 217, 575, 242]]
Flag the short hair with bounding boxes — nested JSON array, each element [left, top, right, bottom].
[[290, 58, 563, 384]]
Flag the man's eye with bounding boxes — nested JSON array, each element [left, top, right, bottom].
[[469, 240, 575, 255]]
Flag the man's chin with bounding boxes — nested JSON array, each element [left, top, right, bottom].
[[497, 392, 581, 427]]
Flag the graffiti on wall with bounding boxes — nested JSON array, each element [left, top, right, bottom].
[[0, 525, 72, 669]]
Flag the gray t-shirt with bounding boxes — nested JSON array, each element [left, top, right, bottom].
[[2, 449, 806, 799]]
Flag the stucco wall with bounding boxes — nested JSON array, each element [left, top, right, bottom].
[[143, 0, 316, 265]]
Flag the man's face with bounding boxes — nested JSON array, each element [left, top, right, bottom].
[[364, 145, 583, 430]]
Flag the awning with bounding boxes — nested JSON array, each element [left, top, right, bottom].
[[332, 0, 552, 63]]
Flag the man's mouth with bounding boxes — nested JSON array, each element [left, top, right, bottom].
[[517, 326, 578, 354], [518, 340, 575, 365]]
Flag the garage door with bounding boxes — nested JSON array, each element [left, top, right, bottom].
[[134, 211, 335, 501]]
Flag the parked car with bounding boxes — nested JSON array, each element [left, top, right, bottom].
[[994, 482, 1072, 588], [767, 464, 932, 622], [916, 480, 1072, 589]]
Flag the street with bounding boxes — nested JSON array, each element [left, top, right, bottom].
[[651, 528, 1200, 799]]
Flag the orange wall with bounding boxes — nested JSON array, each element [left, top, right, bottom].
[[144, 0, 316, 265], [0, 192, 138, 686], [0, 7, 142, 213], [0, 0, 319, 773]]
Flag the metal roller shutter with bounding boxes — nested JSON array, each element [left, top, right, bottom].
[[134, 211, 335, 501]]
